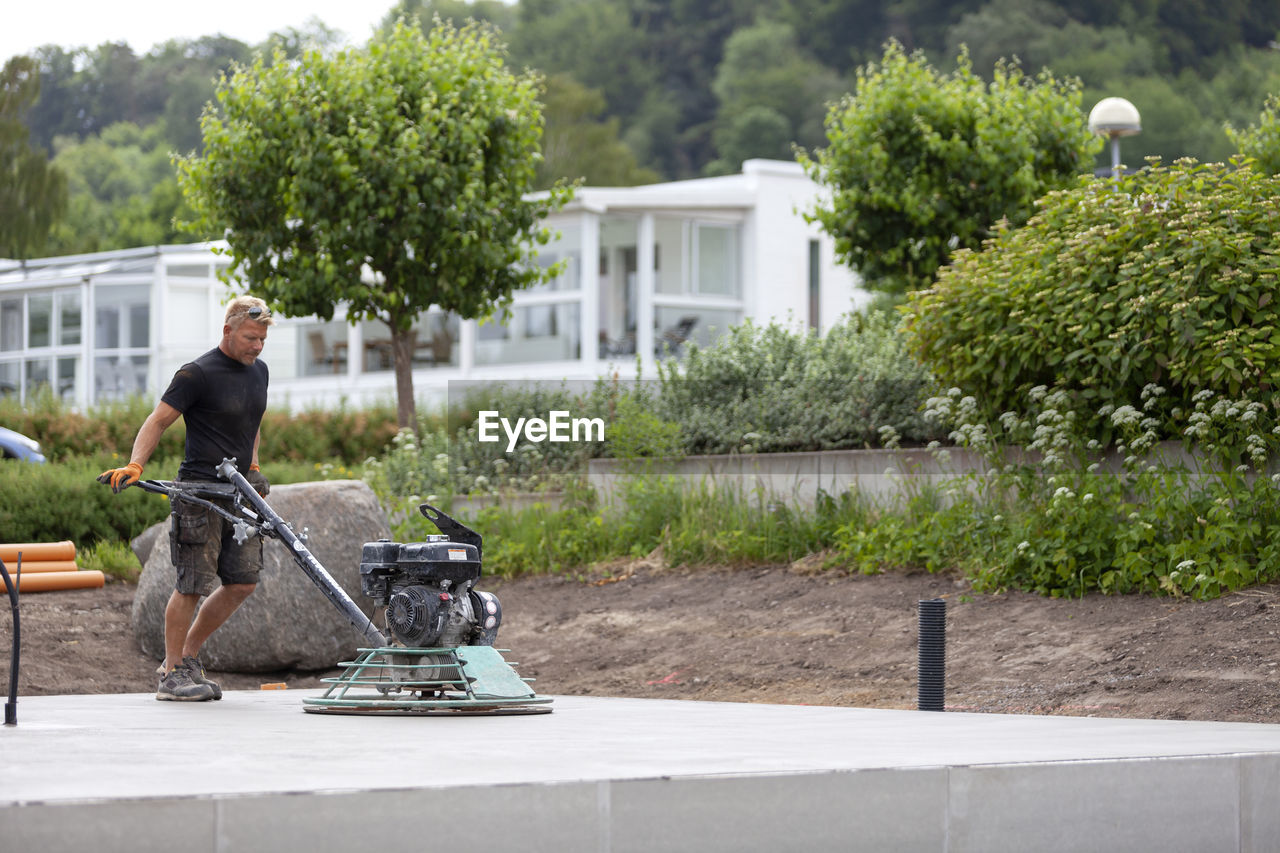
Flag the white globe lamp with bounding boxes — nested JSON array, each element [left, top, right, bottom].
[[1088, 97, 1141, 178]]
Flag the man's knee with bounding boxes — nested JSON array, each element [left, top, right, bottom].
[[165, 589, 201, 619], [222, 582, 256, 603]]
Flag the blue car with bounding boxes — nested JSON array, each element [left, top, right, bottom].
[[0, 426, 46, 463]]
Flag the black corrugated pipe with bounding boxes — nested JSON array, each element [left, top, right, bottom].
[[1, 556, 19, 726], [917, 598, 946, 712]]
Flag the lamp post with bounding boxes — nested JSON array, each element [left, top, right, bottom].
[[1088, 97, 1141, 178]]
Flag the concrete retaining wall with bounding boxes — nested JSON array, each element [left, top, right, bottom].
[[587, 442, 1204, 509], [588, 446, 992, 509]]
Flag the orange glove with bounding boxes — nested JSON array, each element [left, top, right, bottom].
[[246, 462, 269, 496], [97, 461, 144, 493]]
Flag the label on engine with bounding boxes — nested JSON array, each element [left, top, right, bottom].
[[447, 548, 468, 561]]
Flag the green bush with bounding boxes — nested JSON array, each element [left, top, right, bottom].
[[832, 384, 1280, 600], [362, 396, 587, 513], [0, 454, 359, 558], [800, 41, 1099, 295], [0, 393, 399, 466], [446, 382, 610, 489], [832, 486, 980, 576], [0, 457, 172, 550], [1, 392, 186, 463], [659, 484, 868, 568], [656, 313, 942, 454], [1227, 94, 1280, 176], [358, 316, 942, 522], [258, 403, 402, 464], [902, 158, 1280, 441], [361, 379, 685, 509]]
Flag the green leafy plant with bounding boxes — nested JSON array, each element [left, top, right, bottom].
[[903, 158, 1280, 439], [80, 538, 144, 583], [800, 40, 1099, 295], [0, 457, 171, 550], [841, 384, 1280, 600], [257, 404, 402, 464], [656, 313, 942, 454], [1227, 94, 1280, 176]]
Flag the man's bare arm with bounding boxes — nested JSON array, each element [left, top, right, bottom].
[[128, 401, 182, 469]]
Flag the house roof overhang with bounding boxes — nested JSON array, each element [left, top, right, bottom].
[[533, 158, 811, 215]]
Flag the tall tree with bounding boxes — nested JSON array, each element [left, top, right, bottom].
[[176, 19, 572, 428], [942, 0, 1280, 173], [944, 0, 1164, 81], [23, 46, 86, 151], [537, 73, 660, 188], [624, 0, 767, 177], [776, 0, 889, 72], [47, 120, 202, 254], [510, 0, 661, 163], [706, 19, 844, 175], [378, 0, 516, 35], [800, 41, 1101, 295], [376, 1, 654, 188], [257, 18, 347, 58], [511, 0, 764, 179], [25, 37, 254, 154], [0, 57, 67, 259], [136, 36, 255, 154]]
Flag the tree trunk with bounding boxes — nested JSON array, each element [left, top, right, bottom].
[[390, 324, 418, 430]]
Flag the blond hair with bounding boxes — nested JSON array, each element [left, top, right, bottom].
[[224, 295, 275, 330]]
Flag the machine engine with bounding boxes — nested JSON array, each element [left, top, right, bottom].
[[359, 505, 502, 649]]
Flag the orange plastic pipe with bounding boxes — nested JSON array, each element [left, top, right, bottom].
[[1, 570, 104, 593], [6, 560, 80, 574], [0, 541, 76, 563]]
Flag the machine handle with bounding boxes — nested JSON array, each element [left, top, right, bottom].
[[216, 459, 388, 648]]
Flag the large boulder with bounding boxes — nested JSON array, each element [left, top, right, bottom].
[[131, 479, 390, 672]]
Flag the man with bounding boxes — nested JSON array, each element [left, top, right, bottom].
[[99, 296, 274, 701]]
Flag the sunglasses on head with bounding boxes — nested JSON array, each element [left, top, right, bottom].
[[246, 305, 271, 320]]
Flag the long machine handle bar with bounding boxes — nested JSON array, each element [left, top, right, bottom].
[[130, 464, 388, 648]]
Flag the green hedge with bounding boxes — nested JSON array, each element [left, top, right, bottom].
[[2, 395, 186, 463], [257, 405, 402, 464], [656, 312, 943, 454], [833, 384, 1280, 601], [0, 457, 172, 550], [1, 392, 399, 465], [902, 158, 1280, 441], [0, 456, 353, 552]]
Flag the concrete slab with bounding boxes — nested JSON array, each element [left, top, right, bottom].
[[4, 691, 1280, 852]]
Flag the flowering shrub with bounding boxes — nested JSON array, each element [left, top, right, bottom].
[[833, 384, 1280, 600], [902, 158, 1280, 442]]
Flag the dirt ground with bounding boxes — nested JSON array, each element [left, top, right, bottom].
[[6, 556, 1280, 723]]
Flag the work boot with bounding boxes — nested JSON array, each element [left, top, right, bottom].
[[182, 655, 223, 700], [156, 662, 216, 702]]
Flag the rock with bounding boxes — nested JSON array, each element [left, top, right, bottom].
[[131, 479, 390, 672], [130, 524, 164, 567]]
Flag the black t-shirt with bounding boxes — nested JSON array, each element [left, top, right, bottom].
[[161, 348, 269, 482]]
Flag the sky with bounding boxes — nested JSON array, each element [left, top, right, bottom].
[[1, 0, 402, 61]]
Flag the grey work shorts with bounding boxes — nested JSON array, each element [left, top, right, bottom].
[[168, 487, 263, 596]]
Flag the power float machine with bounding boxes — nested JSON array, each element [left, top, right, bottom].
[[132, 458, 551, 715]]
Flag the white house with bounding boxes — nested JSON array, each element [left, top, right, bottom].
[[0, 159, 864, 411]]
